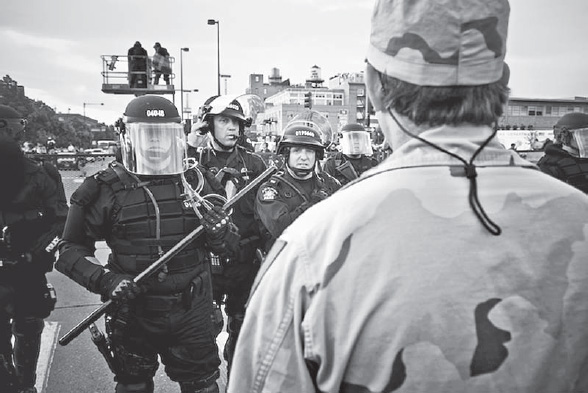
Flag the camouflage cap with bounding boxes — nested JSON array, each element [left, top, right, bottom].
[[366, 0, 510, 86]]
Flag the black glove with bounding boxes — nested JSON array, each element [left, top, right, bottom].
[[202, 205, 230, 240], [97, 272, 142, 301]]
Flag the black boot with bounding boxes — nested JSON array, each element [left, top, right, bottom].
[[13, 319, 43, 393], [0, 352, 19, 393]]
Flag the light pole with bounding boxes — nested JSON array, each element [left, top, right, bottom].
[[180, 48, 190, 121], [220, 74, 231, 95], [207, 19, 220, 96], [178, 89, 199, 120], [83, 102, 104, 118]]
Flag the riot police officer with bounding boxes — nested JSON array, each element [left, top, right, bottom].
[[323, 123, 379, 185], [537, 112, 588, 193], [55, 96, 239, 393], [255, 122, 341, 251], [0, 105, 68, 393], [189, 95, 267, 377]]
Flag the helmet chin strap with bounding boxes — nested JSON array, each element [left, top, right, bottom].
[[286, 162, 314, 179], [211, 134, 235, 151]]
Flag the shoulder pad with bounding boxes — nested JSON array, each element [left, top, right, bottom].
[[94, 166, 119, 185], [70, 176, 101, 206]]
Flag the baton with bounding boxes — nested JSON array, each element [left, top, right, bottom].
[[59, 164, 277, 346]]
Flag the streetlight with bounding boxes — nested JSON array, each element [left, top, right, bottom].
[[220, 74, 231, 95], [178, 89, 199, 120], [180, 47, 190, 121], [83, 102, 104, 118], [207, 19, 220, 96]]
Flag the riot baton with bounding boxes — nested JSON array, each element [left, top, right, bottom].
[[59, 164, 277, 346]]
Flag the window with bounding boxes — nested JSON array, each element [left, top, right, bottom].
[[545, 106, 552, 115], [255, 76, 260, 82], [357, 88, 365, 97]]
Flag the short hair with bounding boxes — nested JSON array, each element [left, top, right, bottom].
[[375, 68, 510, 127]]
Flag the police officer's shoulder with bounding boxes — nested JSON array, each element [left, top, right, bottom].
[[70, 175, 102, 206], [258, 174, 283, 201]]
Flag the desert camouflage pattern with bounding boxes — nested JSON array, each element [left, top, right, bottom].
[[367, 0, 510, 86], [229, 124, 588, 393]]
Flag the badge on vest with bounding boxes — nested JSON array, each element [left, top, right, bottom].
[[261, 186, 278, 201]]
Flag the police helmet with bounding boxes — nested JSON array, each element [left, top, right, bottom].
[[339, 123, 373, 156], [119, 96, 186, 176], [553, 113, 588, 146], [278, 123, 325, 160], [0, 105, 27, 140], [198, 95, 247, 135]]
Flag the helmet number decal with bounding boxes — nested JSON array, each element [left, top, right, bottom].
[[146, 109, 166, 117]]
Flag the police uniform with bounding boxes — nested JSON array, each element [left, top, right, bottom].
[[537, 143, 588, 193], [192, 144, 267, 371], [255, 169, 340, 251], [322, 151, 379, 185], [0, 157, 67, 393], [56, 161, 238, 392]]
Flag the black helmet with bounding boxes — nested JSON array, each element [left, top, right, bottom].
[[123, 95, 181, 124], [0, 105, 26, 141], [119, 96, 186, 176], [278, 123, 325, 160], [554, 113, 588, 131], [339, 123, 373, 156]]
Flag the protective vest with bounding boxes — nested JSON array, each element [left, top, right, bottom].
[[192, 146, 267, 262], [0, 159, 65, 269], [325, 153, 378, 185], [556, 156, 588, 193], [538, 145, 588, 194], [96, 163, 207, 293]]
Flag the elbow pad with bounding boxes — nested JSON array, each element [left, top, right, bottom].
[[55, 247, 105, 293]]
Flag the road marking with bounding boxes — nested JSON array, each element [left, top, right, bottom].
[[36, 321, 60, 393]]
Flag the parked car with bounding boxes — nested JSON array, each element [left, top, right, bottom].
[[56, 152, 80, 170], [83, 148, 108, 162]]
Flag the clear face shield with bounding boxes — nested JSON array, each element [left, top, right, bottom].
[[571, 127, 588, 158], [120, 122, 186, 175], [340, 131, 373, 156]]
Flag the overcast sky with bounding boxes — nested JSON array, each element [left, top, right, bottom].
[[2, 0, 588, 124]]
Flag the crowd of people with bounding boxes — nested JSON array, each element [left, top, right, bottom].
[[2, 0, 588, 392]]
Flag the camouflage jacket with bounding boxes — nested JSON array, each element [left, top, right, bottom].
[[228, 125, 588, 393]]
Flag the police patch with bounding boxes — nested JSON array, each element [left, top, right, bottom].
[[261, 186, 278, 200]]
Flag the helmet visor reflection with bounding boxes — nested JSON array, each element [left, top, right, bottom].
[[340, 131, 373, 156], [573, 127, 588, 158], [121, 123, 186, 175]]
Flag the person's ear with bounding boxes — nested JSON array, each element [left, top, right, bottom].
[[365, 62, 385, 112]]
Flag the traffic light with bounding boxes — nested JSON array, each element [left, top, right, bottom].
[[304, 92, 312, 109]]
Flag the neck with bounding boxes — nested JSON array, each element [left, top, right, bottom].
[[211, 137, 235, 152]]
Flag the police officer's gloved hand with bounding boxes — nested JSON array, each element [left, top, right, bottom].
[[97, 272, 142, 301], [202, 205, 230, 239]]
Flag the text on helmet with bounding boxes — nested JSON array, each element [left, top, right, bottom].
[[146, 109, 166, 117], [295, 130, 315, 137], [226, 104, 240, 111]]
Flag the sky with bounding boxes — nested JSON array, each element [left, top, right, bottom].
[[2, 0, 588, 125]]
